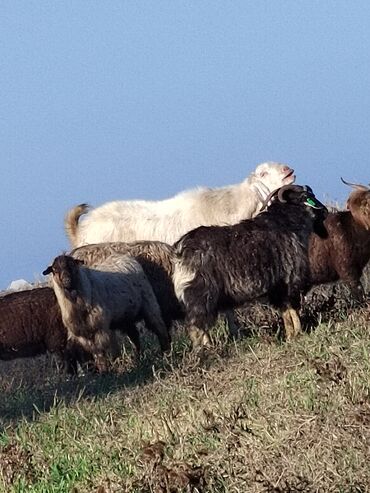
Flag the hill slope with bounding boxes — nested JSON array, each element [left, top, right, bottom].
[[0, 303, 369, 492]]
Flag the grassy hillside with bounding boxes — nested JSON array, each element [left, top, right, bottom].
[[0, 284, 369, 492]]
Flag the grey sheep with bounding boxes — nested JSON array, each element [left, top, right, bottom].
[[43, 253, 171, 371], [70, 240, 183, 333]]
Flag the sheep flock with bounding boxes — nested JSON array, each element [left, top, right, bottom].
[[1, 162, 369, 376]]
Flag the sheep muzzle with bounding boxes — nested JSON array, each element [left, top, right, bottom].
[[282, 167, 295, 184]]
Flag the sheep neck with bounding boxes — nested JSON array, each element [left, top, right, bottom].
[[345, 212, 370, 261], [219, 180, 266, 222], [250, 181, 270, 203], [52, 268, 93, 330], [254, 203, 317, 237]]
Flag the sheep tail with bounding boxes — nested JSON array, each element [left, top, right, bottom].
[[64, 203, 90, 247]]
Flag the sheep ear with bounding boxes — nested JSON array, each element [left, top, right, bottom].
[[43, 266, 52, 275], [303, 185, 313, 194]]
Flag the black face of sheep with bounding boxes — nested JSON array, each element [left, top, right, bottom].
[[43, 256, 84, 300], [264, 184, 328, 238]]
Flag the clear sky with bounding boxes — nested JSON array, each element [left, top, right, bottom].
[[1, 1, 369, 289]]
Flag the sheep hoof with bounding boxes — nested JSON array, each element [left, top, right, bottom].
[[94, 355, 110, 373], [189, 326, 211, 348], [282, 307, 302, 341]]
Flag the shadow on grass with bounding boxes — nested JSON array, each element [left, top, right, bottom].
[[0, 350, 164, 427], [0, 329, 236, 429]]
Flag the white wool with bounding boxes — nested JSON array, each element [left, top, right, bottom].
[[66, 161, 295, 248], [7, 279, 33, 292]]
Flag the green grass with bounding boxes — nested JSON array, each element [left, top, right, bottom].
[[0, 305, 369, 492]]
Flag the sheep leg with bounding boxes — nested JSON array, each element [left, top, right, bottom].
[[281, 307, 301, 340], [111, 319, 141, 354], [124, 322, 141, 354], [182, 276, 218, 348], [281, 309, 294, 340], [188, 325, 211, 348], [348, 280, 365, 303], [141, 291, 171, 352], [52, 351, 71, 375], [62, 340, 93, 375], [288, 308, 302, 337], [143, 315, 171, 352], [93, 329, 121, 372], [335, 260, 365, 302], [224, 310, 239, 338]]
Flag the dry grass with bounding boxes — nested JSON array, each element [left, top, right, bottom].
[[1, 315, 370, 492]]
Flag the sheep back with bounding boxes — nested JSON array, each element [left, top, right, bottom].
[[309, 211, 370, 286], [71, 241, 184, 327], [0, 287, 67, 359]]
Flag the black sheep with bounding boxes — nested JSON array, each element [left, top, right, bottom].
[[172, 184, 328, 346]]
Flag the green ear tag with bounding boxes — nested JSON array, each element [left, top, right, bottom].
[[305, 197, 320, 208]]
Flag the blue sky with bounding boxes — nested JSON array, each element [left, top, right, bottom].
[[1, 1, 369, 288]]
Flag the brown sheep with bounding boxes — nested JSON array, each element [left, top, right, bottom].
[[0, 287, 91, 374], [309, 178, 370, 301]]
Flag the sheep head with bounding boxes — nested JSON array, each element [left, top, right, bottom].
[[262, 184, 328, 238], [341, 178, 370, 230], [43, 255, 84, 301], [253, 162, 296, 191]]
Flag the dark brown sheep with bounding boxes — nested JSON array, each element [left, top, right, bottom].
[[0, 286, 142, 374], [309, 179, 370, 300], [0, 287, 91, 374]]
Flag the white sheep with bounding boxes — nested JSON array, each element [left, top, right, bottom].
[[65, 162, 295, 248], [43, 254, 171, 371]]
